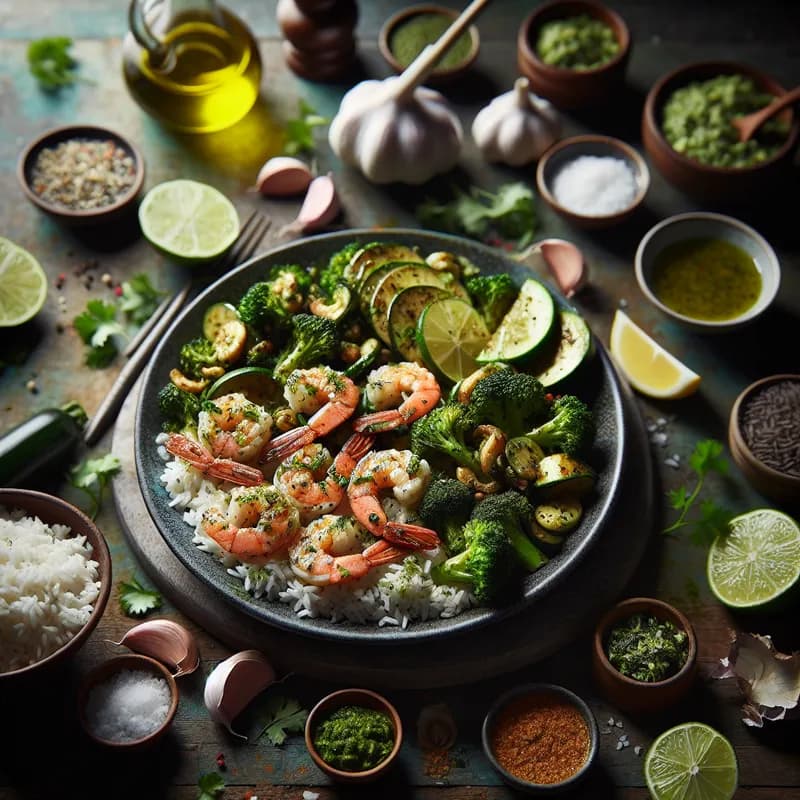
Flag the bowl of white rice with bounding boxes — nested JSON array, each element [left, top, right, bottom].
[[0, 488, 112, 680]]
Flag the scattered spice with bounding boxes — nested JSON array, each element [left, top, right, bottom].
[[30, 138, 136, 211], [490, 691, 590, 784], [606, 613, 689, 682], [215, 751, 226, 770]]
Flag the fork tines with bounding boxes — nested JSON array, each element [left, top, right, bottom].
[[220, 210, 271, 272]]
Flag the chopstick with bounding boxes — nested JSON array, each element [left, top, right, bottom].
[[122, 288, 183, 358]]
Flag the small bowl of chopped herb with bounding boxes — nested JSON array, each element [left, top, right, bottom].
[[642, 61, 799, 202], [305, 687, 403, 783], [17, 124, 145, 227], [592, 597, 697, 715], [517, 0, 631, 110]]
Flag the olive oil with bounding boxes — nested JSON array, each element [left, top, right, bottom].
[[123, 7, 262, 133]]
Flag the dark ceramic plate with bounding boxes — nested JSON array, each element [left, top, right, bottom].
[[135, 229, 627, 643]]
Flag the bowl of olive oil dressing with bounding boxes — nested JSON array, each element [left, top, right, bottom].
[[635, 212, 780, 333]]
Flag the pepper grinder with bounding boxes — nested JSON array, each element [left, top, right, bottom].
[[276, 0, 359, 82]]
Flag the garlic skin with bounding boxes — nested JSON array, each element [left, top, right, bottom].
[[256, 156, 313, 197], [329, 77, 463, 185], [204, 649, 276, 739], [112, 619, 199, 677], [472, 77, 561, 166]]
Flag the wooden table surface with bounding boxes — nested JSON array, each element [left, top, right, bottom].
[[1, 2, 799, 798]]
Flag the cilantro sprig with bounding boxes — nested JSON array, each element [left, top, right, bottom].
[[68, 452, 121, 519], [257, 694, 309, 745], [118, 575, 163, 617], [196, 772, 225, 800], [662, 439, 734, 545], [282, 99, 330, 156], [27, 36, 79, 91]]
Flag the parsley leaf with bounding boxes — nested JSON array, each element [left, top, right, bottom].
[[197, 771, 225, 800], [68, 453, 121, 519], [257, 694, 308, 745], [118, 575, 163, 617], [27, 36, 79, 91], [73, 299, 125, 368], [282, 100, 330, 156], [119, 273, 165, 326]]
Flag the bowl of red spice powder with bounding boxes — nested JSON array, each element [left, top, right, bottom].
[[481, 683, 598, 793]]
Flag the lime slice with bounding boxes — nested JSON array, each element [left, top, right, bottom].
[[0, 237, 48, 327], [707, 508, 800, 609], [138, 179, 239, 263], [417, 296, 490, 383], [644, 722, 738, 800]]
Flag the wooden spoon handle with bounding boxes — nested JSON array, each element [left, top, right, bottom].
[[736, 85, 800, 141]]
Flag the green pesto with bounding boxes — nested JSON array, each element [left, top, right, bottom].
[[313, 705, 394, 771], [606, 613, 688, 682], [651, 238, 762, 321], [389, 12, 473, 70], [536, 14, 619, 70]]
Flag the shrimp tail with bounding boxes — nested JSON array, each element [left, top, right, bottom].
[[364, 538, 411, 565], [330, 432, 375, 484], [383, 521, 441, 550], [165, 433, 214, 468], [207, 460, 264, 486], [259, 425, 315, 464], [353, 409, 404, 433]]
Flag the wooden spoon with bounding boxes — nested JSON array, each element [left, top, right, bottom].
[[731, 86, 800, 142]]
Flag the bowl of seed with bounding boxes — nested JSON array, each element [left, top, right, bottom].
[[17, 124, 145, 226]]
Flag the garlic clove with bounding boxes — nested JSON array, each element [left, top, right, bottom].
[[111, 619, 199, 677], [517, 238, 588, 298], [204, 649, 276, 739], [281, 173, 341, 238], [256, 156, 314, 197]]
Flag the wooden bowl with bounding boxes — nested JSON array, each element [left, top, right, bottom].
[[642, 60, 799, 203], [378, 4, 480, 84], [305, 688, 402, 783], [592, 597, 697, 715], [536, 134, 649, 229], [17, 124, 145, 226], [77, 654, 179, 750], [728, 374, 800, 509], [0, 489, 112, 681], [517, 0, 630, 110]]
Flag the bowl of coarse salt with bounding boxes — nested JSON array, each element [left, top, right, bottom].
[[536, 134, 650, 229], [77, 654, 179, 750]]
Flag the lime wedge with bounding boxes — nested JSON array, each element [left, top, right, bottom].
[[0, 237, 48, 327], [138, 179, 239, 264], [707, 508, 800, 609], [417, 296, 490, 383], [644, 722, 738, 800]]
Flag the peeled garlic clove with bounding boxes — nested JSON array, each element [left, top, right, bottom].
[[112, 619, 199, 677], [204, 649, 276, 739], [281, 173, 341, 238], [517, 238, 588, 298], [256, 156, 313, 197]]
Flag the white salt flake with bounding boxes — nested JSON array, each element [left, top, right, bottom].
[[303, 792, 320, 800], [618, 297, 628, 308], [616, 720, 624, 728], [634, 745, 643, 755], [607, 717, 615, 726], [616, 741, 624, 750]]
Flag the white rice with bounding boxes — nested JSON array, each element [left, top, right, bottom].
[[156, 433, 476, 628], [0, 505, 101, 672]]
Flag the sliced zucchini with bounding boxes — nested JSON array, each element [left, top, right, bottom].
[[529, 521, 565, 546], [388, 285, 452, 361], [205, 367, 283, 408], [534, 499, 583, 533], [534, 453, 596, 499], [357, 260, 422, 319], [505, 436, 546, 480], [203, 302, 240, 342], [477, 278, 556, 364], [345, 243, 424, 285], [309, 284, 353, 322], [530, 310, 594, 388]]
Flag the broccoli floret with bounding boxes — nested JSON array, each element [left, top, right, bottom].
[[525, 394, 594, 456], [471, 490, 548, 571], [267, 263, 312, 312], [318, 242, 361, 297], [178, 337, 219, 379], [410, 403, 483, 474], [467, 370, 548, 437], [419, 476, 475, 555], [431, 519, 516, 603], [237, 281, 287, 331], [465, 274, 517, 332], [158, 383, 201, 432], [272, 313, 337, 383]]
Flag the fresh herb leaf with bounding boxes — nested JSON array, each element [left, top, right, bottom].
[[119, 273, 165, 326], [118, 575, 163, 617], [663, 438, 733, 543], [197, 771, 225, 800], [73, 299, 125, 368], [257, 694, 309, 745], [27, 36, 79, 91], [68, 453, 121, 519], [283, 99, 330, 156]]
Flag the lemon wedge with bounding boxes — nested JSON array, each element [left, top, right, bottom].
[[609, 309, 701, 399]]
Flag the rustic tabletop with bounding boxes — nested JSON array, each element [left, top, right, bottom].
[[1, 1, 799, 798]]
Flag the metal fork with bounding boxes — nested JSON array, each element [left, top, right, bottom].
[[83, 210, 272, 446]]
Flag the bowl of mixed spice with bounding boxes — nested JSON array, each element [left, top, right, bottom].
[[17, 124, 145, 226]]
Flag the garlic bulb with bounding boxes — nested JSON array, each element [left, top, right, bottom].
[[204, 649, 276, 739], [329, 76, 463, 185], [112, 619, 199, 677], [472, 77, 562, 166]]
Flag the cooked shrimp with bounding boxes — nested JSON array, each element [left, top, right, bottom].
[[274, 443, 342, 523], [347, 449, 440, 549], [259, 367, 359, 464], [164, 433, 264, 486], [202, 484, 301, 560], [353, 363, 441, 433], [198, 392, 273, 462], [289, 514, 407, 586]]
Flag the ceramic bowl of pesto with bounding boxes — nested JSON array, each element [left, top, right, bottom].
[[592, 597, 697, 715], [635, 212, 781, 334]]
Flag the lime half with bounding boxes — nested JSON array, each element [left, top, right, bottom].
[[644, 722, 738, 800], [417, 296, 490, 383], [707, 508, 800, 609], [0, 237, 48, 327], [139, 179, 239, 264]]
